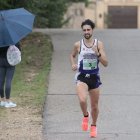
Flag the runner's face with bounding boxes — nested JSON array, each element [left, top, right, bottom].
[[82, 25, 93, 39]]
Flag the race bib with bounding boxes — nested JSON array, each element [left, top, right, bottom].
[[83, 59, 97, 70]]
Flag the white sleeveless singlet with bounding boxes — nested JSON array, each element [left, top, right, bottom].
[[77, 38, 99, 74]]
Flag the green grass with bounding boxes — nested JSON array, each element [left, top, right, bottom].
[[0, 32, 53, 114]]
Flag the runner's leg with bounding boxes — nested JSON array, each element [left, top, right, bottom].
[[89, 87, 100, 125], [76, 82, 89, 116]]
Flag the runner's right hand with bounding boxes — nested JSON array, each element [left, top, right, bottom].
[[72, 64, 77, 71]]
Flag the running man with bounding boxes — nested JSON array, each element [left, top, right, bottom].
[[70, 19, 108, 138]]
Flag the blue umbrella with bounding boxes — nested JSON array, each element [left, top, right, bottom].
[[0, 8, 35, 47]]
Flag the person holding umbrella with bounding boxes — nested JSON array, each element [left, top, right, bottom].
[[0, 43, 21, 108], [0, 8, 35, 108], [0, 8, 35, 107]]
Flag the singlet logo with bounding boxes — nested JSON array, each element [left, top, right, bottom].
[[83, 53, 96, 59]]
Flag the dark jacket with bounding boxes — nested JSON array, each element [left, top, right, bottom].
[[0, 43, 21, 58]]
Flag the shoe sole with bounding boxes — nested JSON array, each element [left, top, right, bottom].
[[5, 105, 17, 108]]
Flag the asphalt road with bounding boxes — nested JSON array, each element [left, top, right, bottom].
[[34, 28, 140, 140]]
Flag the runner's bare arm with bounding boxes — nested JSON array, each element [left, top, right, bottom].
[[93, 41, 108, 67], [70, 41, 80, 71]]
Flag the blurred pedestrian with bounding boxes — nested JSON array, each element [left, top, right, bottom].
[[0, 43, 21, 108]]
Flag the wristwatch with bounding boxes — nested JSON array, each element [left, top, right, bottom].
[[97, 53, 101, 58]]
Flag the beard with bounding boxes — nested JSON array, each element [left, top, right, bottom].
[[84, 33, 92, 39]]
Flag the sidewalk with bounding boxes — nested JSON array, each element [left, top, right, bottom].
[[35, 29, 140, 140]]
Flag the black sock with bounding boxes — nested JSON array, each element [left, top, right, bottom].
[[91, 124, 96, 126], [84, 112, 89, 117]]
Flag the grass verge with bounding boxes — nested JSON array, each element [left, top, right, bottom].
[[0, 32, 53, 115]]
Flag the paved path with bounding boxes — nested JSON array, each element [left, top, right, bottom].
[[35, 29, 140, 140]]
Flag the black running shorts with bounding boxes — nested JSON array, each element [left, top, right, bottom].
[[77, 73, 102, 90]]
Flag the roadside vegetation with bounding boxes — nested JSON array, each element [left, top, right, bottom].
[[0, 32, 53, 139], [13, 32, 53, 108], [0, 0, 88, 28]]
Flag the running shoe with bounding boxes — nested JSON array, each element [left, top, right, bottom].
[[5, 101, 17, 108], [0, 101, 6, 107], [90, 125, 97, 138], [81, 112, 89, 131]]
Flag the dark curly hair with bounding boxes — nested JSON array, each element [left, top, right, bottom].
[[81, 19, 95, 29]]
